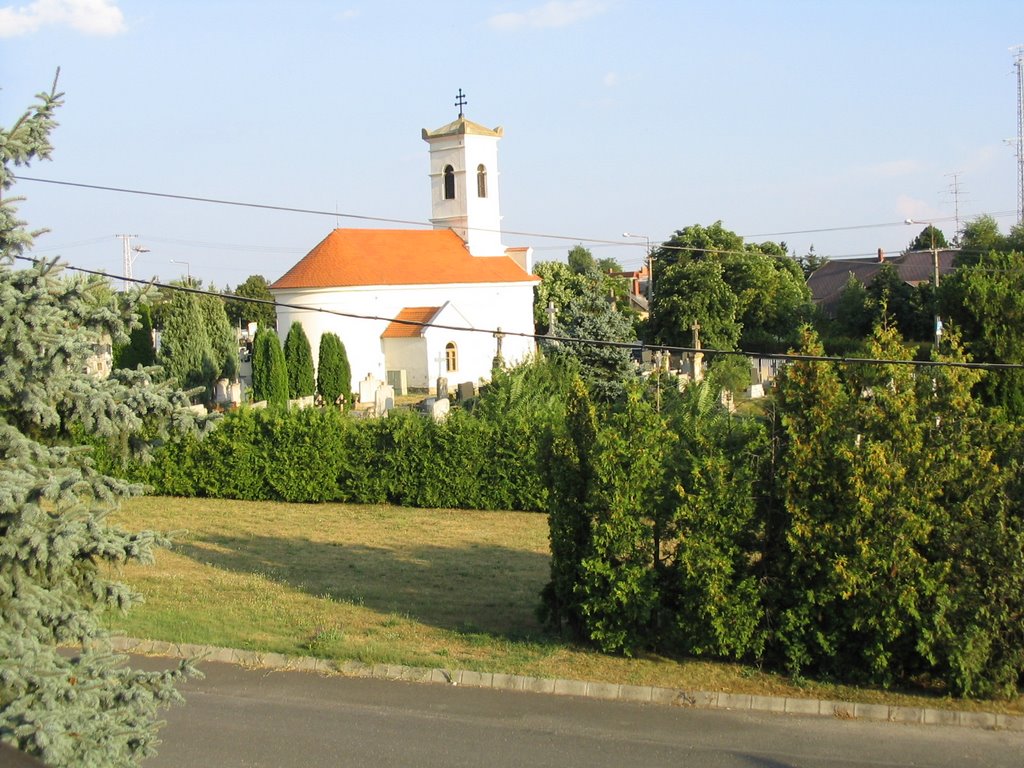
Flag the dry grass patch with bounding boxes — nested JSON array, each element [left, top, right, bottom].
[[108, 497, 1023, 716]]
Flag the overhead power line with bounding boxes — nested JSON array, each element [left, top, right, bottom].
[[16, 175, 1016, 261], [10, 253, 1024, 373]]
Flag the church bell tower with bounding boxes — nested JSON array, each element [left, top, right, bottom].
[[422, 90, 505, 256]]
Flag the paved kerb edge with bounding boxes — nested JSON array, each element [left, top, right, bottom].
[[107, 636, 1024, 732]]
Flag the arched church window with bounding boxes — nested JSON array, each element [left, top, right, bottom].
[[443, 165, 455, 200], [476, 164, 487, 198], [445, 342, 457, 372]]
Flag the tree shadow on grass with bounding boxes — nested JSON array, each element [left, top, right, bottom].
[[173, 531, 550, 639]]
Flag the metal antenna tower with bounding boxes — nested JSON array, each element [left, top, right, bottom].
[[944, 171, 965, 238], [1014, 46, 1024, 225]]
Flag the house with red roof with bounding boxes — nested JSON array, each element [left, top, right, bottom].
[[270, 109, 539, 394]]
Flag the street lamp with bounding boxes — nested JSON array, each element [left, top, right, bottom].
[[622, 232, 653, 301], [170, 259, 192, 284], [904, 219, 942, 347]]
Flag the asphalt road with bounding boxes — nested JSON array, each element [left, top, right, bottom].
[[141, 660, 1023, 768]]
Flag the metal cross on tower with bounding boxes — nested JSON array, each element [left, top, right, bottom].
[[454, 88, 467, 117]]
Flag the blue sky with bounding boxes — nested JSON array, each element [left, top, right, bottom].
[[3, 0, 1023, 289]]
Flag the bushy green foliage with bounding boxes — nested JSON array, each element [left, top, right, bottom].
[[316, 332, 351, 404], [283, 321, 315, 399], [225, 274, 277, 332], [119, 363, 561, 513], [113, 301, 155, 369], [770, 325, 1024, 695], [251, 327, 288, 407], [538, 376, 598, 635], [648, 221, 812, 351], [0, 79, 200, 766], [197, 293, 238, 383], [158, 290, 212, 392]]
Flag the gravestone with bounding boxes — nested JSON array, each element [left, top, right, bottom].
[[358, 373, 379, 404], [430, 397, 450, 422], [436, 376, 449, 399], [373, 382, 395, 417], [457, 381, 476, 401]]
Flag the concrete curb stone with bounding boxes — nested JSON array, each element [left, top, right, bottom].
[[107, 636, 1024, 731]]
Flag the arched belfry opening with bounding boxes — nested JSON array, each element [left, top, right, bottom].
[[477, 164, 487, 198], [443, 165, 455, 200]]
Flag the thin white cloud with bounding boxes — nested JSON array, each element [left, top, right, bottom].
[[0, 0, 125, 38], [488, 0, 608, 30], [602, 71, 620, 88], [334, 8, 359, 22]]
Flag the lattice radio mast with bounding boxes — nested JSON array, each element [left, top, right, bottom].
[[1015, 46, 1024, 225]]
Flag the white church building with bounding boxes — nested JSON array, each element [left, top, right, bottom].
[[270, 108, 539, 395]]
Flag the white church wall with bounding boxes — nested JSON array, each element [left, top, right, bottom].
[[274, 279, 537, 394]]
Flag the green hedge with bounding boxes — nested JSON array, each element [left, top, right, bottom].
[[121, 405, 548, 512]]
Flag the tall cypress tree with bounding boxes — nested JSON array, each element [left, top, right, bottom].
[[251, 327, 288, 407], [283, 321, 315, 398], [0, 77, 199, 767], [316, 332, 351, 404]]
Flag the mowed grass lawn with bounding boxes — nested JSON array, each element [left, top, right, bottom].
[[109, 497, 1022, 715]]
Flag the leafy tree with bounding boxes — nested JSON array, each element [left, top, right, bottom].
[[0, 76, 198, 767], [225, 274, 277, 332], [533, 261, 590, 330], [650, 258, 740, 350], [939, 247, 1024, 414], [956, 215, 1004, 262], [113, 301, 155, 369], [316, 332, 351, 405], [567, 244, 597, 275], [649, 222, 811, 351], [907, 224, 948, 253], [251, 327, 288, 407], [283, 321, 315, 398], [596, 256, 623, 275]]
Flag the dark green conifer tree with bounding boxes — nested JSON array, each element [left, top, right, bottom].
[[283, 321, 315, 398], [316, 332, 351, 404], [251, 327, 288, 407]]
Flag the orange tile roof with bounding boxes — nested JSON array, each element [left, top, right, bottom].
[[381, 307, 441, 338], [270, 229, 539, 290]]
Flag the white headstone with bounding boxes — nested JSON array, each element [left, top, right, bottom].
[[359, 373, 380, 404], [373, 383, 395, 416], [430, 397, 450, 422]]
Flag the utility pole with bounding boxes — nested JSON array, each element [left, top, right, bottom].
[[115, 234, 148, 292]]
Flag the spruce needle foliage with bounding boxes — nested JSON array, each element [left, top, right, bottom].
[[0, 77, 202, 766]]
